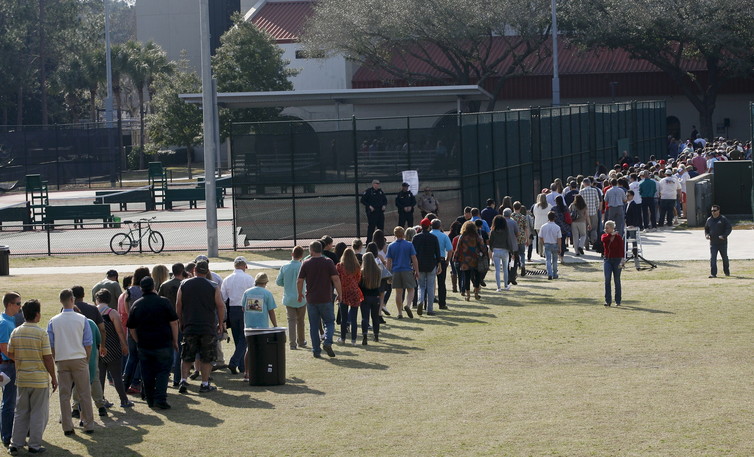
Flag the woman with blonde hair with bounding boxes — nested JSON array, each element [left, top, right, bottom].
[[337, 248, 363, 345], [151, 264, 169, 289], [359, 252, 382, 344], [453, 221, 487, 301], [532, 193, 553, 257]]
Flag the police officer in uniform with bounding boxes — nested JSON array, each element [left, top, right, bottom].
[[361, 179, 387, 243], [395, 182, 416, 228]]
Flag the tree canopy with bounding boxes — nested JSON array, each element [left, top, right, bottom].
[[561, 0, 754, 139], [303, 0, 552, 111]]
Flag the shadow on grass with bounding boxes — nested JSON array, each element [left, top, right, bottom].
[[613, 302, 675, 314], [58, 408, 163, 456], [323, 357, 390, 370]]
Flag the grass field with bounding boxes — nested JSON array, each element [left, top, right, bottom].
[[1, 257, 753, 456]]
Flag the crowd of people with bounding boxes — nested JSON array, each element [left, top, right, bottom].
[[0, 134, 742, 453]]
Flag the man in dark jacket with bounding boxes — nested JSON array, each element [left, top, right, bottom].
[[412, 218, 442, 316], [361, 179, 387, 243], [395, 183, 416, 228], [704, 205, 733, 278], [127, 277, 178, 409]]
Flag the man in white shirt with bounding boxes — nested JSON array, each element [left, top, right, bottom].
[[657, 169, 681, 227], [47, 289, 94, 435], [675, 166, 691, 218], [538, 212, 562, 280], [220, 257, 253, 375]]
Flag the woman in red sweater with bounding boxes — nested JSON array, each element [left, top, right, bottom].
[[601, 220, 625, 307]]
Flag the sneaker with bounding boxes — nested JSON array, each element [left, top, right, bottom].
[[708, 275, 717, 278], [172, 381, 180, 388], [362, 335, 368, 346], [479, 279, 487, 287], [403, 305, 414, 319], [417, 302, 423, 316], [496, 288, 502, 292], [154, 402, 171, 410], [548, 276, 553, 280], [439, 304, 448, 310], [379, 316, 386, 324], [505, 284, 511, 291], [336, 338, 344, 344], [313, 352, 322, 359], [27, 447, 46, 454], [228, 365, 238, 374], [604, 303, 611, 307], [189, 371, 200, 381], [198, 383, 217, 393], [323, 344, 336, 358], [71, 408, 80, 419], [8, 446, 18, 456], [290, 345, 298, 350], [351, 340, 356, 345], [126, 386, 141, 395], [615, 303, 621, 307], [381, 307, 391, 316], [300, 341, 308, 348], [103, 400, 114, 408], [98, 406, 108, 417], [178, 381, 188, 394], [121, 401, 134, 408], [427, 311, 436, 316]]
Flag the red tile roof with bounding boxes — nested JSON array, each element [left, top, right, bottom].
[[250, 1, 315, 43]]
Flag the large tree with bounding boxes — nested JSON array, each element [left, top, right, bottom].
[[561, 0, 754, 139], [147, 62, 203, 178], [212, 13, 297, 138], [303, 0, 552, 111]]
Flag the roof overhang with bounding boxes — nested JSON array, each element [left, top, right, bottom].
[[179, 85, 493, 109]]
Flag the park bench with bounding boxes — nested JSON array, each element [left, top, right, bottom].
[[164, 187, 225, 210], [94, 188, 156, 211], [44, 204, 114, 229], [197, 175, 233, 196], [0, 203, 32, 231]]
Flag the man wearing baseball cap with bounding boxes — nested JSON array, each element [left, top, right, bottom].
[[220, 257, 253, 375], [395, 182, 416, 228], [412, 218, 442, 315]]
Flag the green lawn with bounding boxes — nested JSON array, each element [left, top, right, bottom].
[[2, 259, 753, 456]]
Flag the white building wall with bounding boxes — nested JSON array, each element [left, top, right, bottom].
[[282, 44, 353, 91], [136, 1, 201, 72]]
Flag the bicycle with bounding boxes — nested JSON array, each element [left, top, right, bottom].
[[109, 217, 165, 255]]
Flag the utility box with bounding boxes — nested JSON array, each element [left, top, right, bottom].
[[713, 160, 752, 215]]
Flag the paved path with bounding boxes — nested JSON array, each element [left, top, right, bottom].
[[7, 226, 753, 276]]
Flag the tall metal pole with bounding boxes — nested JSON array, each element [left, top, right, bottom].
[[551, 0, 561, 106], [200, 0, 219, 257], [104, 0, 114, 125]]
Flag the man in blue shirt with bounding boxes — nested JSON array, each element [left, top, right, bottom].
[[470, 208, 490, 235], [386, 226, 419, 319], [430, 219, 453, 310], [480, 199, 497, 228], [0, 292, 21, 446], [276, 247, 307, 350]]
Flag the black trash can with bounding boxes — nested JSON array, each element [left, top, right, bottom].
[[244, 327, 287, 386], [0, 246, 9, 276]]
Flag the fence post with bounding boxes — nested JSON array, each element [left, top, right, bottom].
[[290, 121, 298, 247], [46, 223, 52, 256], [475, 113, 482, 205], [588, 103, 597, 175], [458, 111, 465, 208], [406, 116, 411, 171], [55, 125, 61, 190], [137, 220, 143, 254], [630, 100, 639, 156], [352, 116, 360, 240], [530, 107, 542, 202]]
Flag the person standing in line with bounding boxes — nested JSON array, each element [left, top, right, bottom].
[[657, 169, 681, 227], [193, 255, 226, 372], [240, 273, 278, 382], [579, 178, 603, 249], [91, 270, 122, 309], [276, 246, 307, 350], [538, 212, 562, 280], [604, 178, 627, 236], [704, 205, 732, 278], [413, 218, 442, 316], [502, 208, 520, 285], [220, 257, 254, 375], [175, 261, 225, 394], [386, 226, 420, 318], [95, 290, 132, 409], [335, 249, 363, 344], [157, 263, 187, 386], [7, 299, 57, 455], [297, 241, 342, 358], [429, 219, 453, 310], [453, 221, 486, 301], [569, 195, 590, 256], [395, 182, 416, 228], [601, 221, 625, 307], [70, 285, 107, 418], [480, 199, 497, 228], [511, 203, 531, 276], [0, 292, 22, 447], [359, 253, 383, 344], [417, 186, 440, 218], [532, 194, 553, 257], [127, 277, 179, 409], [489, 215, 513, 292], [638, 170, 658, 231], [48, 289, 94, 435], [361, 179, 387, 244]]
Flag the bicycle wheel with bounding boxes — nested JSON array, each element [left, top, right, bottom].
[[110, 233, 133, 255], [148, 230, 165, 253]]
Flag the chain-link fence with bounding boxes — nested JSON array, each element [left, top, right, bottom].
[[0, 219, 236, 256], [231, 101, 666, 246], [0, 123, 120, 189]]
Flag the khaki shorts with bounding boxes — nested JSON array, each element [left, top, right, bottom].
[[391, 270, 416, 289]]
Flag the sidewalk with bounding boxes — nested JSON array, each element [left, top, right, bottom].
[[7, 227, 753, 276]]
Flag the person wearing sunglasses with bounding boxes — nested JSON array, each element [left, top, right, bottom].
[[704, 205, 732, 278]]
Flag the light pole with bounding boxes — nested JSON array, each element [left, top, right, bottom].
[[200, 0, 219, 257], [551, 0, 561, 106], [104, 0, 114, 125]]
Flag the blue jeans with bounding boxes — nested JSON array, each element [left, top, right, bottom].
[[172, 330, 183, 383], [417, 269, 437, 313], [517, 243, 526, 268], [710, 243, 729, 276], [492, 248, 510, 289], [603, 258, 622, 304], [122, 334, 141, 388], [227, 306, 247, 372], [307, 302, 335, 355], [544, 243, 559, 278], [138, 347, 173, 405], [339, 303, 358, 341], [641, 197, 657, 229], [0, 361, 16, 443]]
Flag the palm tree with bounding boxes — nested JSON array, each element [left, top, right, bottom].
[[122, 40, 173, 169]]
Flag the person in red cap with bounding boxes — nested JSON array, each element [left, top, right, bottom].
[[411, 219, 442, 315]]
